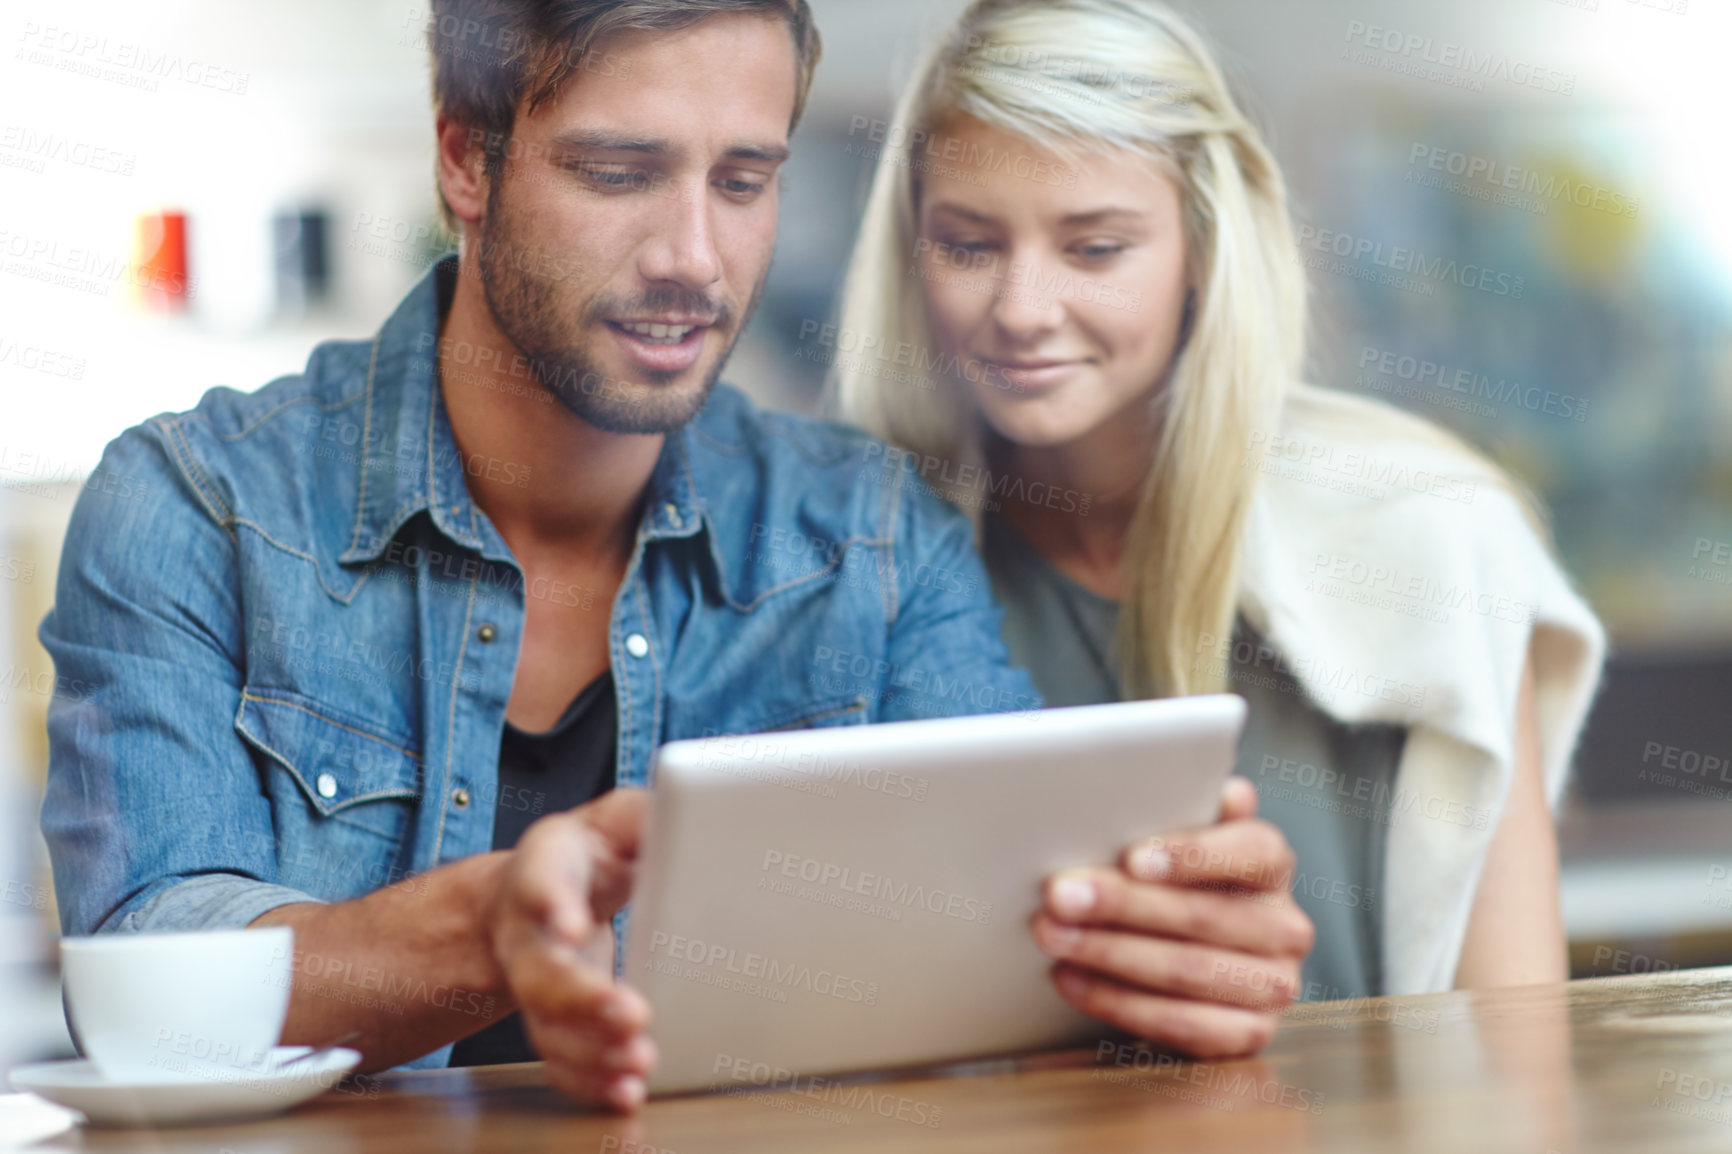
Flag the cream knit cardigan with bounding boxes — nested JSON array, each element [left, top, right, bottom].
[[1234, 385, 1606, 994]]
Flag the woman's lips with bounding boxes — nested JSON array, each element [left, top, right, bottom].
[[606, 320, 710, 374], [977, 358, 1087, 390]]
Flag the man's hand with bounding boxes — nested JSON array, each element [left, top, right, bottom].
[[488, 788, 656, 1110], [1031, 776, 1314, 1059]]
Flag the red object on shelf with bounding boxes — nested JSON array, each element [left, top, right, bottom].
[[135, 210, 190, 311]]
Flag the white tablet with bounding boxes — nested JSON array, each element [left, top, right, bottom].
[[623, 694, 1247, 1094]]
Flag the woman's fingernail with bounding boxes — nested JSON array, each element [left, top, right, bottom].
[[1050, 874, 1095, 918], [1130, 845, 1172, 881], [611, 1075, 646, 1110]]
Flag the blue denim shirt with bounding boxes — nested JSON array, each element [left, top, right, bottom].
[[39, 258, 1036, 1067]]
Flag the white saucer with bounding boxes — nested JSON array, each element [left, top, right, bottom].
[[7, 1045, 362, 1128]]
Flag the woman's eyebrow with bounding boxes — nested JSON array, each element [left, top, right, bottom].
[[1059, 207, 1147, 226], [926, 201, 998, 224]]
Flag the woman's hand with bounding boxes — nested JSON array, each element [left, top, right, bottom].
[[1031, 777, 1314, 1059]]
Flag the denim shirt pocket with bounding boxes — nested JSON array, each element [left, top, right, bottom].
[[235, 688, 424, 900], [753, 694, 869, 732]]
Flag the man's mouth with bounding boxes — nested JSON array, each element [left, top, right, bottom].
[[605, 317, 715, 373], [611, 320, 704, 345]]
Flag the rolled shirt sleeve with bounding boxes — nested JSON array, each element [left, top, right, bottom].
[[39, 425, 323, 937]]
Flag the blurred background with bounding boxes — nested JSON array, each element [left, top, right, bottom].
[[2, 0, 1728, 1081]]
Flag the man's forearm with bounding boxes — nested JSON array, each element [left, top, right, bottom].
[[251, 850, 514, 1073]]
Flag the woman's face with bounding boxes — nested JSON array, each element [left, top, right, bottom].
[[914, 115, 1192, 449]]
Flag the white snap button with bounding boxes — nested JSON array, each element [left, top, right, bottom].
[[316, 773, 338, 799], [625, 633, 650, 658]]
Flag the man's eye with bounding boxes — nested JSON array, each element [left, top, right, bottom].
[[718, 177, 767, 199], [570, 164, 644, 188]]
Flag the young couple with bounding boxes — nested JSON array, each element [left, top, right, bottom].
[[40, 0, 1603, 1113]]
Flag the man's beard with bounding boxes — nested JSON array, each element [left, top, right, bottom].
[[475, 182, 763, 435]]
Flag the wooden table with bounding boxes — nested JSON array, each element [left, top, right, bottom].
[[25, 968, 1732, 1153]]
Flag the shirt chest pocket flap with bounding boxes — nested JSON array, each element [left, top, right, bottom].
[[235, 689, 424, 817]]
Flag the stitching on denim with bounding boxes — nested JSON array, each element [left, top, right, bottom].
[[241, 691, 422, 759], [729, 536, 893, 614], [345, 335, 383, 557], [215, 390, 363, 443], [631, 575, 662, 773], [882, 470, 903, 625], [162, 416, 234, 525], [237, 716, 420, 812], [230, 518, 370, 604], [429, 567, 478, 866], [758, 696, 868, 732]]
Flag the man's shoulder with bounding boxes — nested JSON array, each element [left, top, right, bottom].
[[154, 337, 371, 453], [93, 337, 372, 538]]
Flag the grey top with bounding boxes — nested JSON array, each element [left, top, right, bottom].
[[982, 515, 1405, 1001]]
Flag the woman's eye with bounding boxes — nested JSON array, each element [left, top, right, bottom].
[[1072, 242, 1128, 260], [938, 239, 996, 254]]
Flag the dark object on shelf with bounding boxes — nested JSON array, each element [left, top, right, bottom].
[[274, 207, 330, 313]]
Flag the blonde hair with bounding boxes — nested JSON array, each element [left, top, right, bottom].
[[832, 0, 1532, 699]]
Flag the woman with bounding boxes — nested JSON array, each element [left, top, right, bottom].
[[835, 0, 1604, 1002]]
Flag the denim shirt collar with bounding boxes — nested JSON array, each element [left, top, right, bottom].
[[338, 256, 709, 570]]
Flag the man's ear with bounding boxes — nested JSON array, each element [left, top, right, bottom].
[[436, 114, 490, 227]]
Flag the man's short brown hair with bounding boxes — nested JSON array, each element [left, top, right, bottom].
[[428, 0, 821, 224]]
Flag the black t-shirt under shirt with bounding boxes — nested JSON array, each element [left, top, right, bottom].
[[448, 672, 618, 1067]]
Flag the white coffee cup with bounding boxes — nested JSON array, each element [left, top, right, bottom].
[[60, 927, 294, 1084]]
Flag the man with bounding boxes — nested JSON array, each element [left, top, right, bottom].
[[40, 0, 1311, 1112]]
